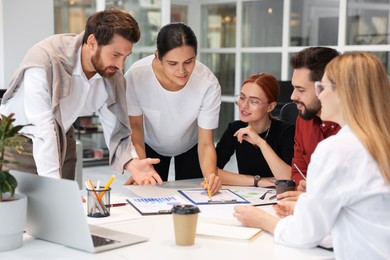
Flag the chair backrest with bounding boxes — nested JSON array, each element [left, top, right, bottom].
[[280, 102, 299, 125], [272, 81, 294, 117]]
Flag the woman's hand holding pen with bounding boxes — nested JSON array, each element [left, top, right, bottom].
[[297, 180, 306, 192], [201, 173, 222, 195]]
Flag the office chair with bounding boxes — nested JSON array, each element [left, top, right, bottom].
[[279, 102, 299, 125]]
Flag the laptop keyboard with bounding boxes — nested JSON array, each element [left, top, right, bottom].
[[91, 234, 118, 247]]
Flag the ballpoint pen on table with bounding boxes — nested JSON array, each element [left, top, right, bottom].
[[204, 178, 212, 200], [259, 190, 273, 200], [268, 194, 277, 200], [105, 203, 127, 208], [293, 163, 307, 180], [98, 174, 116, 200]]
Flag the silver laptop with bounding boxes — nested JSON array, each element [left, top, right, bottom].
[[13, 170, 148, 253]]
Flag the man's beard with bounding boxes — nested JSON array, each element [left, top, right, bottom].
[[91, 49, 117, 78], [297, 99, 321, 120]]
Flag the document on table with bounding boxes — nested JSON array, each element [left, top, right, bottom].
[[178, 188, 249, 205], [197, 222, 262, 241], [227, 186, 277, 206], [197, 204, 262, 241], [126, 195, 188, 215]]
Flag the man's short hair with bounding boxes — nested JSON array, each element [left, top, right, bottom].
[[82, 8, 140, 46], [290, 47, 340, 82]]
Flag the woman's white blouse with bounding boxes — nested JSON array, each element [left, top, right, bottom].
[[274, 125, 390, 260], [125, 55, 221, 156]]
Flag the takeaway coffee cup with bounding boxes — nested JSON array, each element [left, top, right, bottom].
[[172, 204, 200, 246], [275, 180, 296, 195]]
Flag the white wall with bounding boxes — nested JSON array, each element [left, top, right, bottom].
[[0, 0, 54, 89]]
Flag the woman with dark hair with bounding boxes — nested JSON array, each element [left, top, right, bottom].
[[124, 23, 222, 194], [216, 73, 295, 187]]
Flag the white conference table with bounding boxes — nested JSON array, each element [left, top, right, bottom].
[[1, 178, 334, 260]]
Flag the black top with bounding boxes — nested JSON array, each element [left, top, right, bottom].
[[216, 119, 295, 177]]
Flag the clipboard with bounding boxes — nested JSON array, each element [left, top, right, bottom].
[[178, 189, 249, 205], [126, 195, 188, 215]]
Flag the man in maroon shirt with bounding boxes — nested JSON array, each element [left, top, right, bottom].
[[279, 47, 340, 200]]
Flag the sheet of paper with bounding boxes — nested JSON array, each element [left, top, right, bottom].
[[126, 195, 188, 215], [198, 204, 240, 226], [196, 201, 263, 241], [178, 189, 249, 205], [125, 185, 178, 197], [86, 206, 142, 225], [196, 222, 262, 241], [227, 186, 277, 205]]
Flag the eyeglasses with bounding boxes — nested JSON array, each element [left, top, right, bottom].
[[314, 81, 335, 96], [234, 94, 268, 108]]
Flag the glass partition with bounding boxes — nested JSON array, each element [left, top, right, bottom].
[[171, 4, 188, 23], [54, 0, 95, 33], [215, 102, 235, 143], [241, 53, 282, 83], [54, 0, 162, 48], [242, 0, 283, 47], [200, 3, 236, 48], [347, 0, 389, 45], [52, 0, 390, 140], [200, 53, 235, 96], [290, 0, 339, 46], [107, 0, 162, 47]]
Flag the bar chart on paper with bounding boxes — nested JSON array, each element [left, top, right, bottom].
[[126, 195, 188, 215]]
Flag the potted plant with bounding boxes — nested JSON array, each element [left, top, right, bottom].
[[0, 113, 31, 252]]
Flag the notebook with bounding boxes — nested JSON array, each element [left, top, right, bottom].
[[13, 170, 148, 253]]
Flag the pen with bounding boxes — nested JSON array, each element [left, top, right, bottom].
[[259, 190, 273, 200], [98, 174, 116, 200], [105, 203, 127, 208], [157, 210, 172, 214], [293, 163, 307, 180], [268, 194, 277, 200], [204, 178, 212, 200], [252, 202, 277, 206]]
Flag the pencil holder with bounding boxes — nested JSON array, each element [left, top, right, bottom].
[[86, 187, 111, 218]]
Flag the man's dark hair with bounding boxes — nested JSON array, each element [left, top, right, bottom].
[[290, 47, 340, 82], [82, 8, 140, 45]]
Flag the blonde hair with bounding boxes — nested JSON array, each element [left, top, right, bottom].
[[325, 52, 390, 185]]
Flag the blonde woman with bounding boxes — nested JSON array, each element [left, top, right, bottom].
[[233, 52, 390, 259]]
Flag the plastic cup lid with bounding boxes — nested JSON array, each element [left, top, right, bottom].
[[172, 204, 200, 214], [275, 179, 296, 187]]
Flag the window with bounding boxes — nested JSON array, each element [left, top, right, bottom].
[[53, 0, 390, 140]]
